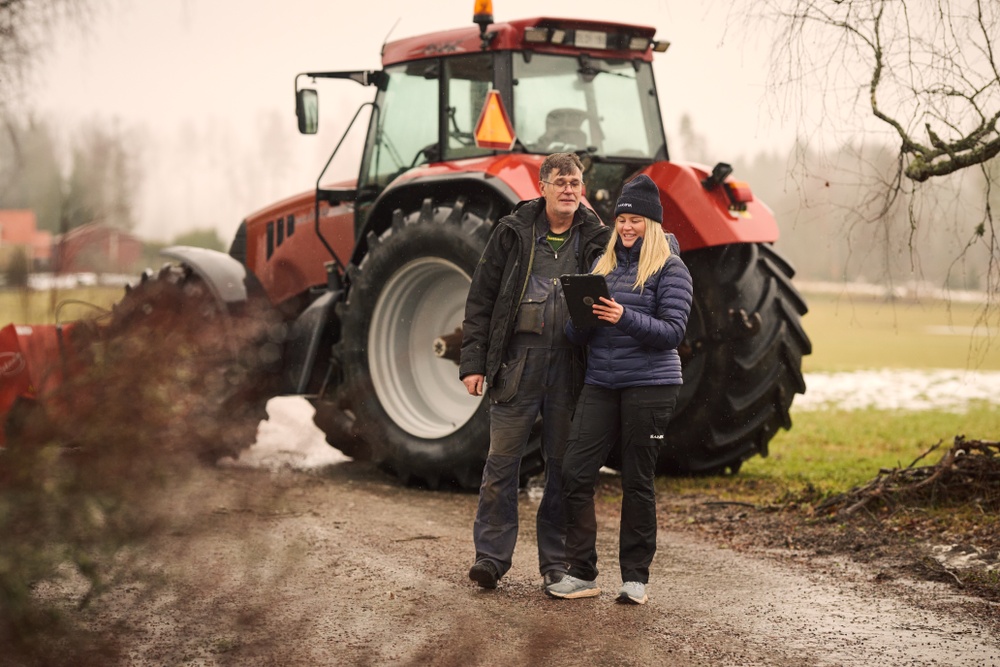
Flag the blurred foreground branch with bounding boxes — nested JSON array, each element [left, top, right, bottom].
[[0, 0, 96, 94]]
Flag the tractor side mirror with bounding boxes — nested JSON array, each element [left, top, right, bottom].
[[296, 89, 319, 135]]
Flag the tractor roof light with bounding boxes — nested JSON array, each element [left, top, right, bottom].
[[652, 40, 670, 52], [473, 0, 495, 49], [518, 19, 654, 53], [473, 0, 493, 28], [574, 29, 608, 49], [702, 162, 733, 191], [628, 36, 652, 51], [524, 26, 549, 43]]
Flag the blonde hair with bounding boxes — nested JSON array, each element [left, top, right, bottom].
[[592, 216, 671, 291]]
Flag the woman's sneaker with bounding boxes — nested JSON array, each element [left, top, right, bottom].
[[616, 581, 647, 605], [542, 570, 566, 588], [545, 575, 600, 599]]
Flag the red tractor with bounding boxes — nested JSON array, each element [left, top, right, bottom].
[[2, 4, 811, 487]]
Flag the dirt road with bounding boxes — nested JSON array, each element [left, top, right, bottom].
[[80, 461, 999, 667]]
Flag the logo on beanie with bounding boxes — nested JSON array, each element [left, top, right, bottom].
[[614, 174, 662, 222]]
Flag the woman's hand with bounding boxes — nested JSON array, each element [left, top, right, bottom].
[[593, 296, 623, 324]]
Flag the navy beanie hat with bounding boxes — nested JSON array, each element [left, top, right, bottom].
[[614, 174, 662, 223]]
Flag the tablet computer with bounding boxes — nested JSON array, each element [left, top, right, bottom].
[[560, 274, 613, 328]]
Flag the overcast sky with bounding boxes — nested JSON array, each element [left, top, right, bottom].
[[25, 0, 800, 242]]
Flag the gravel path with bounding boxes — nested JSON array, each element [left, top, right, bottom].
[[83, 463, 999, 666]]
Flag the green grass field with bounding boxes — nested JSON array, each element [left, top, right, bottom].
[[661, 405, 998, 501], [685, 287, 998, 499], [802, 291, 1000, 372], [0, 286, 126, 326]]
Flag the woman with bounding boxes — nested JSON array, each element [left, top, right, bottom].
[[546, 174, 693, 604]]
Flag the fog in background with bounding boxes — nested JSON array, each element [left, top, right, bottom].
[[14, 1, 796, 238], [10, 0, 996, 290]]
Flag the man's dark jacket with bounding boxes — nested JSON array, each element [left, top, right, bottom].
[[460, 197, 610, 387]]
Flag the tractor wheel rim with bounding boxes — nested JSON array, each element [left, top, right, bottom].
[[368, 257, 480, 439]]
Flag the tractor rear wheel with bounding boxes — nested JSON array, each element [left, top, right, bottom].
[[657, 242, 811, 475], [320, 197, 504, 489]]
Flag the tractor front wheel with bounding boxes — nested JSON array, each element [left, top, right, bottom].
[[321, 198, 499, 489]]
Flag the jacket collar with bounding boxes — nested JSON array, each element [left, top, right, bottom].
[[615, 236, 644, 263], [510, 197, 597, 232]]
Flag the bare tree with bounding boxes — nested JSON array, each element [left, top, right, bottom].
[[756, 0, 999, 181], [741, 0, 1000, 330], [63, 119, 141, 231], [0, 0, 95, 94]]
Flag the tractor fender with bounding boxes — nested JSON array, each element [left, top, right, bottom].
[[350, 171, 521, 267], [283, 288, 342, 395], [641, 162, 781, 251], [160, 245, 266, 312]]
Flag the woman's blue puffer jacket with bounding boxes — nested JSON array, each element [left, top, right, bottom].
[[565, 233, 693, 389]]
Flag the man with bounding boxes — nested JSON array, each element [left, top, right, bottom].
[[459, 152, 611, 590]]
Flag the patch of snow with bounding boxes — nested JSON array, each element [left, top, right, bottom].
[[931, 544, 1000, 572], [221, 396, 349, 471], [795, 280, 988, 304], [923, 325, 992, 337], [796, 369, 1000, 413], [26, 272, 134, 290]]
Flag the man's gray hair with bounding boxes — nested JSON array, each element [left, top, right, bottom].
[[540, 152, 584, 181]]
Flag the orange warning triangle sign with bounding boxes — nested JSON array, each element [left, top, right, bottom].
[[474, 90, 516, 151]]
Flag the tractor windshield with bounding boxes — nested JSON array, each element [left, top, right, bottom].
[[513, 53, 666, 160]]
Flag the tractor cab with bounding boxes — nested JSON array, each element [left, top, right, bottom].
[[296, 12, 670, 231]]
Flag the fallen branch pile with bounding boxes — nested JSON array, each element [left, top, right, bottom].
[[815, 436, 1000, 517]]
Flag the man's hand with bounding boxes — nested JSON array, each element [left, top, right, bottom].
[[462, 373, 485, 397]]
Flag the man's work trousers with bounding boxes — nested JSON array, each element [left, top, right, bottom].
[[561, 383, 680, 584], [473, 347, 575, 579]]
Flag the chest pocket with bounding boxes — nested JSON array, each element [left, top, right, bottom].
[[514, 274, 550, 334]]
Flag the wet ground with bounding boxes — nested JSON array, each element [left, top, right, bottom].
[[24, 367, 991, 665], [68, 461, 999, 667]]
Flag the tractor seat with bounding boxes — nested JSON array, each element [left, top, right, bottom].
[[534, 108, 589, 151]]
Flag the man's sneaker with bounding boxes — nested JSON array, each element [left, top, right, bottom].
[[545, 575, 600, 599], [542, 570, 566, 588], [468, 560, 500, 589], [616, 581, 647, 605]]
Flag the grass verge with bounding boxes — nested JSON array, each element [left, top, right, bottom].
[[654, 406, 1000, 605]]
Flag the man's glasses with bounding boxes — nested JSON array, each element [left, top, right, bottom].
[[541, 179, 584, 192]]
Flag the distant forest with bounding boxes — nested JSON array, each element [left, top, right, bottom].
[[676, 115, 998, 293], [2, 112, 997, 293]]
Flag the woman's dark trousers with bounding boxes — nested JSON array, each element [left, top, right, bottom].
[[561, 383, 679, 584]]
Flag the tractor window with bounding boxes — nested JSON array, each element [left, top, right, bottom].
[[363, 60, 440, 188], [512, 53, 665, 159], [444, 54, 494, 160]]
